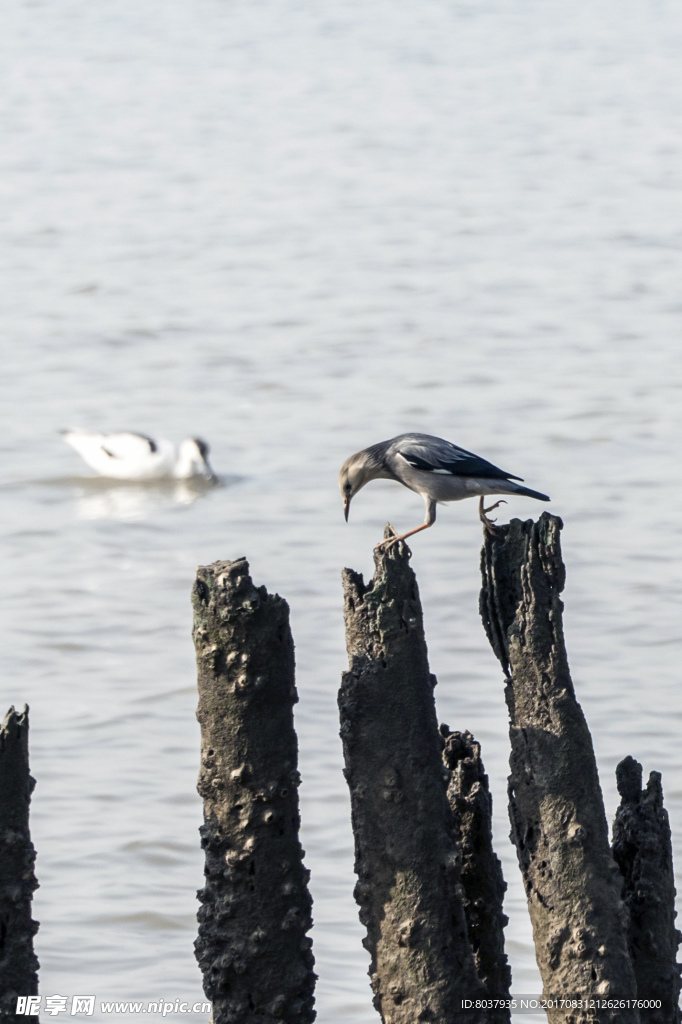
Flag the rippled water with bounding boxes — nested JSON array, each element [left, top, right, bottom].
[[2, 0, 682, 1019]]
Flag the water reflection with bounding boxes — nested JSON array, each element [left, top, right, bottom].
[[70, 477, 222, 521]]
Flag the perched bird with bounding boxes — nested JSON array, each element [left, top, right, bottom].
[[339, 432, 549, 547], [62, 430, 216, 482]]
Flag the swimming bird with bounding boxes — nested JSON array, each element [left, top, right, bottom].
[[339, 433, 550, 547], [62, 430, 216, 482]]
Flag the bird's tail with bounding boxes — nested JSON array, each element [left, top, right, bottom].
[[506, 481, 550, 502]]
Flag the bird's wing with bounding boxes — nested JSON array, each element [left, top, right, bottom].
[[98, 433, 159, 459], [390, 434, 522, 481]]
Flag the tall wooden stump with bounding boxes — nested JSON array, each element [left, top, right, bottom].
[[0, 706, 39, 1023], [192, 558, 316, 1024], [340, 535, 487, 1024], [480, 513, 639, 1023]]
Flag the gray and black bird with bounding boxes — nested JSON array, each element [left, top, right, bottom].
[[339, 432, 550, 547]]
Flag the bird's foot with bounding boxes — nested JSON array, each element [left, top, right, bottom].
[[479, 497, 507, 536], [374, 524, 400, 551]]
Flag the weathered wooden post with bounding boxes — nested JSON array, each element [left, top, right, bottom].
[[0, 706, 40, 1023], [480, 513, 640, 1022], [192, 558, 316, 1024], [442, 727, 511, 1017], [339, 533, 491, 1024], [611, 757, 681, 1023]]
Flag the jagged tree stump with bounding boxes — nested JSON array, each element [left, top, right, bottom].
[[340, 535, 488, 1024], [192, 558, 316, 1024], [612, 757, 681, 1023], [480, 514, 640, 1024], [442, 727, 511, 1021], [0, 706, 40, 1024]]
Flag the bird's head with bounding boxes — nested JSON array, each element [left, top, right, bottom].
[[178, 438, 217, 482], [339, 451, 375, 522]]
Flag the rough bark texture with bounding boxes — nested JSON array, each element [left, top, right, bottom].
[[611, 756, 681, 1023], [480, 513, 639, 1024], [193, 558, 315, 1024], [441, 727, 511, 1021], [339, 533, 486, 1024], [0, 706, 39, 1024]]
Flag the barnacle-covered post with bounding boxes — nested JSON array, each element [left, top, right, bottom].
[[611, 757, 681, 1023], [442, 727, 511, 1018], [480, 514, 639, 1022], [340, 534, 487, 1024], [192, 558, 316, 1024], [0, 706, 40, 1023]]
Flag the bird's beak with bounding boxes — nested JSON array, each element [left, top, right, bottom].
[[344, 496, 350, 522]]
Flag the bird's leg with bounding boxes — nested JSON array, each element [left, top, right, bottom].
[[479, 496, 507, 536], [375, 498, 437, 551], [374, 521, 433, 551]]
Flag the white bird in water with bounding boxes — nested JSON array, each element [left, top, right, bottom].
[[339, 432, 550, 547], [62, 430, 217, 482]]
